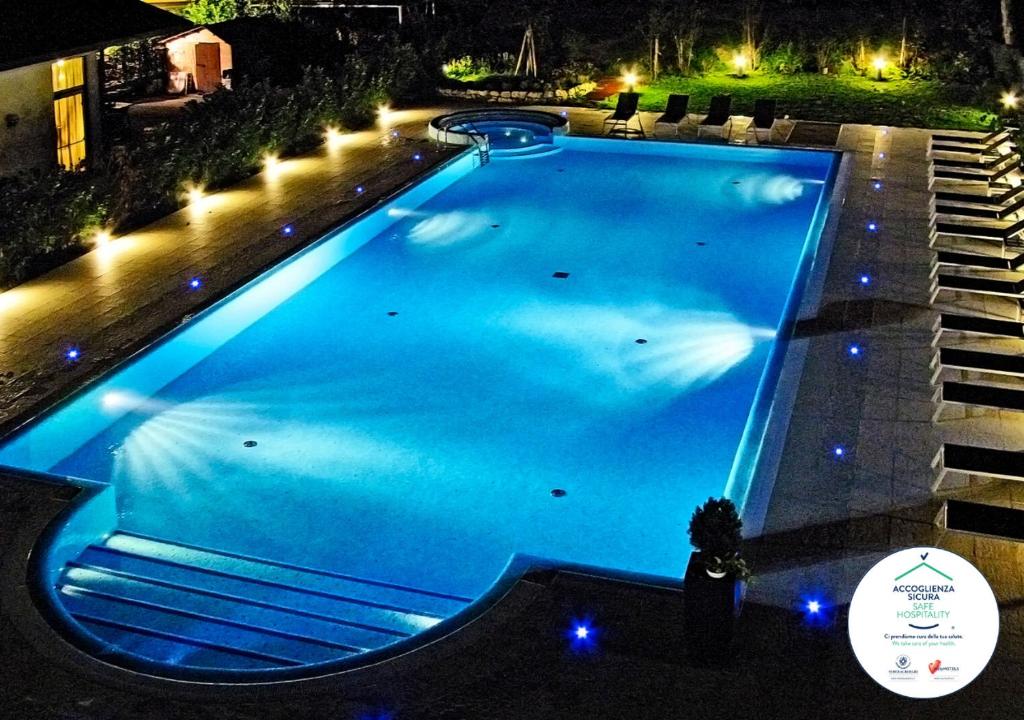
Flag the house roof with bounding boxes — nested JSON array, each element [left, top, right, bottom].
[[1, 0, 192, 72]]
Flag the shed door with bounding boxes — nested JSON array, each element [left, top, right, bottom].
[[194, 43, 222, 93]]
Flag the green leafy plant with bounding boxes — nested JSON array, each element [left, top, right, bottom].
[[182, 0, 238, 24]]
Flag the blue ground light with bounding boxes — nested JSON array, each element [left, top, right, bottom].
[[281, 224, 294, 237], [65, 347, 80, 362], [859, 274, 871, 286], [567, 618, 599, 653], [798, 592, 834, 628], [848, 343, 862, 357], [833, 445, 847, 459], [189, 277, 202, 290], [1, 140, 837, 672]]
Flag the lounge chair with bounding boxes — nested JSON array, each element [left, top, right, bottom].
[[930, 273, 1024, 305], [932, 443, 1024, 491], [933, 195, 1024, 220], [750, 98, 779, 143], [933, 182, 1024, 205], [938, 500, 1024, 542], [932, 313, 1024, 345], [603, 92, 644, 138], [931, 128, 1012, 148], [933, 380, 1024, 422], [932, 249, 1024, 275], [929, 217, 1024, 246], [930, 137, 1016, 157], [931, 151, 1019, 169], [930, 347, 1024, 384], [697, 95, 733, 139], [929, 155, 1019, 184], [653, 94, 690, 137]]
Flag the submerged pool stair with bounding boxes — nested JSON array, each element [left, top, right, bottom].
[[53, 531, 473, 671]]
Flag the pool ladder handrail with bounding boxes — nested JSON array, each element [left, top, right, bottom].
[[441, 120, 490, 166]]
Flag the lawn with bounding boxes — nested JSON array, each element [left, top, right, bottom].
[[601, 72, 996, 130]]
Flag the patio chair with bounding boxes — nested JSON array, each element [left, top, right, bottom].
[[932, 443, 1024, 491], [933, 182, 1024, 205], [932, 248, 1024, 275], [933, 380, 1024, 422], [933, 195, 1024, 220], [653, 94, 690, 137], [697, 95, 733, 139], [932, 313, 1024, 345], [603, 92, 645, 138], [930, 273, 1024, 306], [750, 98, 779, 143], [931, 347, 1024, 385]]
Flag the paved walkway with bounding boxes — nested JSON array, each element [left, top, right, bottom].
[[0, 108, 459, 431]]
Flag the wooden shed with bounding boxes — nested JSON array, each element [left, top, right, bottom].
[[159, 27, 232, 94]]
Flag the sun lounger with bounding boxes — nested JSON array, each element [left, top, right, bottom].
[[933, 380, 1024, 422], [930, 347, 1024, 384], [653, 94, 689, 137], [930, 156, 1019, 184], [932, 313, 1024, 345], [930, 217, 1024, 246], [933, 195, 1024, 220], [603, 91, 644, 138], [937, 500, 1024, 542], [750, 98, 778, 143], [932, 152, 1018, 169], [932, 249, 1024, 276], [933, 183, 1024, 205], [931, 273, 1024, 305], [931, 128, 1011, 147], [932, 443, 1024, 491], [697, 95, 733, 139]]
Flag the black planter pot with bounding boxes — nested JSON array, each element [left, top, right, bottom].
[[682, 551, 744, 666]]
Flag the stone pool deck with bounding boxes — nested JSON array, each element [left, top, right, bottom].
[[2, 107, 1023, 718]]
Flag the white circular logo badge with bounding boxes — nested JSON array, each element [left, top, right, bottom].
[[848, 547, 998, 699]]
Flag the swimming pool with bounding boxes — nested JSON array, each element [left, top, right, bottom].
[[0, 134, 838, 679]]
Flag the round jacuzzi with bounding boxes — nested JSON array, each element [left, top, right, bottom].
[[429, 109, 569, 158]]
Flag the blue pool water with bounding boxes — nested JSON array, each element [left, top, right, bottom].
[[0, 137, 837, 674]]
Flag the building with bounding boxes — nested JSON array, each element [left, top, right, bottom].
[[160, 27, 234, 93], [0, 0, 189, 176]]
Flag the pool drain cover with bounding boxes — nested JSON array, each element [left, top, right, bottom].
[[551, 488, 566, 497], [387, 311, 399, 316], [635, 338, 648, 344], [552, 271, 570, 279], [243, 440, 258, 448]]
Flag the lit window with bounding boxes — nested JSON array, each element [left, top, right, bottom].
[[51, 57, 87, 170]]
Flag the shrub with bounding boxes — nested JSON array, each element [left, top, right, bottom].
[[0, 169, 108, 286], [687, 497, 743, 559], [761, 42, 809, 75], [443, 55, 492, 81], [182, 0, 237, 24]]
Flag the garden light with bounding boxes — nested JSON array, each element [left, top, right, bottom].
[[377, 104, 391, 122], [325, 126, 344, 148], [263, 153, 280, 176], [1001, 91, 1019, 111], [187, 185, 204, 205], [872, 55, 886, 81], [622, 70, 638, 90], [733, 53, 748, 77], [94, 229, 111, 247]]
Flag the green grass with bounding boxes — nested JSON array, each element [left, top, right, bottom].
[[603, 72, 995, 130]]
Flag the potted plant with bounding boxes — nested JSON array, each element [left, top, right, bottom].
[[687, 497, 751, 580], [683, 497, 751, 665]]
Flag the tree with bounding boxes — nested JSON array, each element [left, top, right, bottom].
[[1002, 0, 1016, 46], [182, 0, 238, 24]]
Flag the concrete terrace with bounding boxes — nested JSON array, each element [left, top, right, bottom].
[[2, 105, 1024, 717]]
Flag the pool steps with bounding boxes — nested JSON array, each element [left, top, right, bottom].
[[54, 531, 472, 670]]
